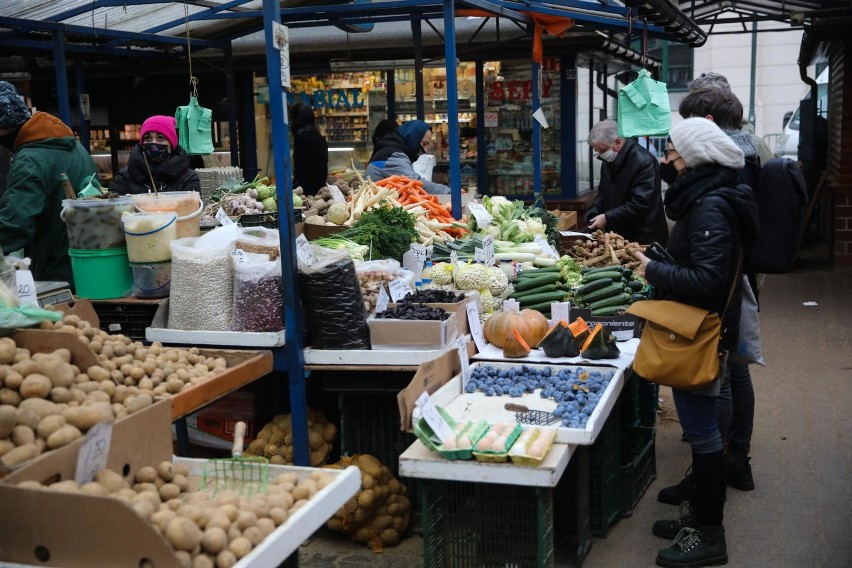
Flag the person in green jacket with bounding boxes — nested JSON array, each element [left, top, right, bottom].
[[0, 81, 97, 284]]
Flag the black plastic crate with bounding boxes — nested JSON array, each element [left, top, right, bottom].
[[639, 381, 660, 427], [240, 212, 279, 229], [554, 446, 593, 566], [589, 396, 622, 537], [619, 371, 641, 427], [620, 426, 657, 517], [91, 300, 161, 343], [420, 479, 554, 568]]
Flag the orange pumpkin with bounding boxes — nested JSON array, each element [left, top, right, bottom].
[[503, 328, 531, 358], [483, 309, 548, 348]]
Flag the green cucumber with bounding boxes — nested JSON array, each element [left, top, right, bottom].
[[631, 292, 648, 302], [581, 270, 623, 283], [518, 291, 567, 306], [620, 267, 634, 279], [512, 284, 558, 299], [513, 273, 561, 292], [626, 280, 644, 292], [523, 301, 554, 313], [581, 265, 622, 274], [588, 292, 633, 311], [576, 278, 613, 296], [592, 304, 630, 316], [575, 282, 623, 303], [516, 267, 561, 277]]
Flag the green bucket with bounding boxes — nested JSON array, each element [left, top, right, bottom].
[[68, 247, 133, 299]]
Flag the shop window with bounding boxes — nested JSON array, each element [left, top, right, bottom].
[[646, 40, 693, 92]]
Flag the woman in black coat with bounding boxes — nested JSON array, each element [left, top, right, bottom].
[[110, 115, 200, 195], [635, 118, 759, 568], [290, 102, 328, 196]]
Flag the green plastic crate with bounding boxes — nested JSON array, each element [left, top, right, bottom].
[[620, 426, 657, 517], [420, 479, 554, 568], [589, 396, 622, 537]]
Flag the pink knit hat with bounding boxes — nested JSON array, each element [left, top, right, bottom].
[[140, 115, 178, 148]]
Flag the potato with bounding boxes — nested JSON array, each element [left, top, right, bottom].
[[53, 348, 72, 364], [157, 460, 175, 482], [75, 380, 99, 394], [11, 425, 35, 446], [226, 525, 242, 541], [134, 482, 158, 494], [34, 438, 45, 452], [201, 526, 228, 554], [95, 469, 129, 493], [242, 526, 264, 547], [218, 503, 238, 523], [4, 370, 23, 390], [33, 354, 75, 388], [86, 365, 111, 382], [63, 402, 113, 431], [17, 480, 45, 490], [0, 387, 22, 406], [0, 443, 39, 466], [97, 381, 116, 398], [215, 550, 237, 568], [135, 465, 158, 484], [269, 507, 288, 526], [0, 404, 18, 437], [12, 360, 38, 378], [235, 510, 257, 531], [18, 398, 60, 419], [151, 509, 177, 532], [171, 473, 189, 492], [132, 500, 156, 520], [41, 412, 71, 439], [13, 349, 30, 363], [192, 554, 215, 568], [49, 480, 82, 493], [255, 517, 276, 537], [166, 377, 184, 394], [0, 337, 16, 364], [125, 393, 153, 414], [227, 536, 252, 559], [49, 387, 72, 404], [165, 517, 203, 551], [159, 482, 181, 501], [46, 425, 82, 449], [0, 439, 15, 457], [80, 482, 110, 496]]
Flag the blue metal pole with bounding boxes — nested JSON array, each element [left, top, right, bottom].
[[74, 59, 90, 152], [443, 0, 461, 218], [261, 0, 309, 467], [531, 55, 542, 195], [412, 19, 425, 121], [561, 54, 578, 198], [52, 30, 71, 125], [475, 59, 486, 196]]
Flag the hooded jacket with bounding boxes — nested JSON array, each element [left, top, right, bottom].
[[586, 137, 669, 245], [0, 112, 97, 284], [366, 120, 450, 195], [290, 104, 328, 197], [645, 164, 759, 351], [110, 144, 200, 195]]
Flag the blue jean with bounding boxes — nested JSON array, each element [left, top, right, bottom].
[[672, 386, 724, 455], [717, 362, 755, 460]]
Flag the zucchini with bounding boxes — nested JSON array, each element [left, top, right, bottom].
[[512, 284, 558, 299], [575, 282, 623, 303], [588, 292, 633, 311], [581, 265, 621, 274], [518, 291, 567, 306], [576, 278, 613, 296], [581, 270, 623, 283], [523, 301, 554, 313], [626, 280, 644, 292], [620, 267, 634, 279], [631, 292, 648, 302], [592, 304, 629, 316], [514, 273, 561, 292], [516, 267, 561, 277]]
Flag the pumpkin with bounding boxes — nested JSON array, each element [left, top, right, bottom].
[[503, 328, 531, 358], [581, 323, 621, 359], [537, 321, 579, 358], [567, 317, 591, 350], [484, 309, 548, 348]]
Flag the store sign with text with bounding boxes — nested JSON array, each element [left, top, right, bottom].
[[487, 78, 554, 102], [287, 88, 365, 109]]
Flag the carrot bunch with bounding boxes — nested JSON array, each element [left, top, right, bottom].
[[374, 176, 467, 237]]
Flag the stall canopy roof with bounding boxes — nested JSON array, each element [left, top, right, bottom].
[[0, 0, 708, 65]]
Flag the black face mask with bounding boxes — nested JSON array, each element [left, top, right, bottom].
[[142, 142, 171, 165], [660, 161, 679, 185]]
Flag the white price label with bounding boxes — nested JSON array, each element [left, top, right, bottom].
[[467, 202, 493, 228], [534, 235, 560, 260], [216, 207, 235, 226], [409, 243, 427, 265], [551, 301, 571, 323], [388, 278, 410, 302], [466, 301, 487, 352], [327, 184, 346, 203], [456, 336, 472, 388], [503, 299, 520, 312], [426, 245, 434, 260], [450, 250, 458, 266], [482, 235, 495, 266], [74, 422, 113, 485], [231, 249, 251, 265], [513, 262, 524, 277], [474, 247, 485, 264], [295, 234, 317, 266], [15, 269, 37, 306], [375, 283, 390, 314], [415, 392, 454, 443]]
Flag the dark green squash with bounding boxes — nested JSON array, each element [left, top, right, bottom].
[[538, 321, 570, 358], [581, 323, 621, 359], [568, 317, 590, 350]]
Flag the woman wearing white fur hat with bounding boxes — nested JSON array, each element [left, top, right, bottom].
[[635, 117, 759, 568]]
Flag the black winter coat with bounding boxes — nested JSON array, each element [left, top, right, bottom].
[[292, 127, 328, 197], [645, 164, 759, 351], [586, 138, 669, 245], [110, 145, 201, 195]]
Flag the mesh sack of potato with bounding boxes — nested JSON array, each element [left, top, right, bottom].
[[243, 409, 336, 467], [323, 454, 411, 552]]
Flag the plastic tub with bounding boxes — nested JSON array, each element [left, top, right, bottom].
[[60, 197, 134, 250], [132, 191, 203, 239], [129, 261, 171, 298], [67, 248, 132, 299], [122, 212, 178, 263]]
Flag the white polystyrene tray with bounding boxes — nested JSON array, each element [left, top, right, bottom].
[[422, 361, 625, 445], [473, 338, 638, 371]]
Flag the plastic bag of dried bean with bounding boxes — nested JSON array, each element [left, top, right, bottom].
[[231, 257, 284, 332]]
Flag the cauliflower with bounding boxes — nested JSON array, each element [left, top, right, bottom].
[[524, 217, 546, 236], [485, 225, 503, 240], [430, 262, 455, 286], [326, 202, 349, 225], [478, 289, 494, 313], [488, 266, 509, 296], [454, 263, 490, 291]]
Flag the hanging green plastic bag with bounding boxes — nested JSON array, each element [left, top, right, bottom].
[[175, 96, 213, 155], [0, 306, 63, 335], [618, 69, 671, 138]]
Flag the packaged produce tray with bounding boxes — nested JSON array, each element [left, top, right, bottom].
[[509, 427, 558, 467], [146, 298, 285, 348], [419, 361, 625, 445], [472, 422, 523, 463]]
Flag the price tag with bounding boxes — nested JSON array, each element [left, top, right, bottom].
[[482, 235, 495, 266], [375, 283, 390, 314], [410, 243, 427, 265], [450, 250, 458, 266], [327, 184, 346, 203], [415, 392, 454, 444], [466, 301, 487, 352], [474, 247, 485, 263], [231, 249, 251, 265], [456, 336, 472, 388], [388, 278, 410, 302], [503, 299, 520, 312], [467, 202, 493, 228], [295, 234, 317, 267], [513, 262, 524, 277], [551, 301, 571, 323], [15, 269, 37, 306], [74, 422, 113, 485], [216, 207, 235, 226], [534, 235, 560, 260]]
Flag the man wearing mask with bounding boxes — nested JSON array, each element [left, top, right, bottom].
[[0, 81, 97, 284], [366, 119, 450, 194], [585, 119, 668, 245]]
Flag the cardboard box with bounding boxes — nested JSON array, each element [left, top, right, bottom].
[[571, 308, 640, 341], [368, 312, 458, 350], [388, 290, 480, 337], [53, 298, 100, 327], [195, 391, 258, 443], [549, 209, 579, 231], [304, 223, 345, 241]]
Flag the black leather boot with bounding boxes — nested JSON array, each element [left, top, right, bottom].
[[658, 464, 695, 505], [656, 525, 728, 567]]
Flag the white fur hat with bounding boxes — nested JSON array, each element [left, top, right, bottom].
[[669, 117, 744, 170]]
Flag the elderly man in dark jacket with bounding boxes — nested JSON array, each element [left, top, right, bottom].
[[585, 119, 668, 245]]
